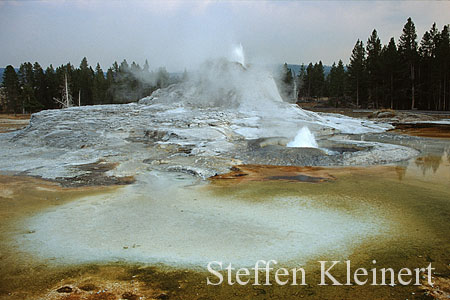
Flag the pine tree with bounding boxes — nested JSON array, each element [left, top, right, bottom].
[[419, 26, 436, 110], [281, 63, 293, 85], [304, 63, 314, 98], [119, 59, 129, 73], [398, 17, 418, 109], [93, 63, 106, 104], [328, 60, 346, 106], [114, 59, 131, 103], [2, 65, 21, 113], [112, 61, 120, 79], [328, 63, 338, 99], [55, 63, 75, 92], [18, 62, 34, 86], [436, 25, 450, 110], [18, 62, 36, 113], [430, 23, 442, 110], [141, 59, 154, 96], [336, 60, 346, 98], [143, 60, 150, 74], [105, 67, 115, 103], [32, 62, 45, 111], [313, 61, 325, 98], [78, 57, 94, 105], [419, 31, 434, 58], [296, 64, 306, 99], [348, 39, 366, 107], [279, 63, 294, 100], [44, 65, 59, 109], [301, 62, 325, 99], [366, 29, 382, 108], [129, 61, 141, 99], [381, 38, 399, 109], [156, 67, 169, 89]]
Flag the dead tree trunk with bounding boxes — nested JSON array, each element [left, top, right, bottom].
[[390, 73, 394, 109], [53, 73, 73, 108]]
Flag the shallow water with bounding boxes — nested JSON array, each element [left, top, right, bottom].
[[16, 170, 395, 268], [0, 148, 449, 299]]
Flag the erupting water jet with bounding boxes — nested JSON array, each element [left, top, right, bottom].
[[287, 127, 318, 148], [232, 43, 246, 67]]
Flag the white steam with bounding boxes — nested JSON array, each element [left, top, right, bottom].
[[140, 44, 392, 139], [144, 57, 288, 114]]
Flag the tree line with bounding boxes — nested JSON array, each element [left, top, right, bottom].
[[2, 17, 449, 113], [283, 18, 450, 111], [0, 57, 176, 113]]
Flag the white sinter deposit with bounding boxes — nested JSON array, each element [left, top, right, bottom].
[[0, 55, 418, 180]]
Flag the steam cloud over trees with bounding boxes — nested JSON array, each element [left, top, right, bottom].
[[1, 58, 177, 113], [1, 17, 449, 113]]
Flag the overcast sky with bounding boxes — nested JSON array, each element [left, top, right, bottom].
[[1, 0, 449, 71]]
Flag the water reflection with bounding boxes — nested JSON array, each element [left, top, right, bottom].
[[403, 149, 450, 183], [395, 165, 406, 181], [415, 155, 443, 175]]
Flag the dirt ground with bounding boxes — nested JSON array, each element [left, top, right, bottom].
[[390, 123, 450, 138], [0, 114, 30, 133]]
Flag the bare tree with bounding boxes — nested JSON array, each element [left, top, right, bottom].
[[53, 73, 73, 108]]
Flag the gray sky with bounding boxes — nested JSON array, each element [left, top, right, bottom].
[[1, 0, 449, 71]]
